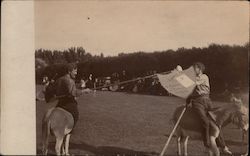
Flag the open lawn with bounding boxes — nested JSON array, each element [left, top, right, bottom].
[[36, 87, 248, 156]]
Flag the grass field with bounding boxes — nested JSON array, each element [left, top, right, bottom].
[[36, 87, 248, 156]]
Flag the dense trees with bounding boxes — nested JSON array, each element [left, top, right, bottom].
[[35, 43, 249, 94]]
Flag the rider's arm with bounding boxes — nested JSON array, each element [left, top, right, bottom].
[[64, 79, 83, 97], [195, 74, 209, 86], [186, 95, 192, 107]]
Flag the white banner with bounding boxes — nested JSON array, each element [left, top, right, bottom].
[[157, 66, 196, 99]]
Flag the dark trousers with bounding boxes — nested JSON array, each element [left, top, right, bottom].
[[192, 99, 211, 146], [216, 133, 226, 148], [192, 95, 225, 148], [56, 97, 79, 126]]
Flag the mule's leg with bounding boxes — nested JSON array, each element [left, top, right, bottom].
[[183, 136, 189, 156], [42, 120, 50, 155], [177, 136, 182, 156], [55, 136, 64, 155], [210, 136, 220, 156], [43, 139, 49, 155], [61, 137, 66, 155], [42, 134, 49, 155], [64, 134, 71, 155]]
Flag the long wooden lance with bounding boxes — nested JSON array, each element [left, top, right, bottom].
[[92, 70, 172, 90], [92, 64, 183, 91], [159, 107, 187, 156], [54, 70, 172, 99]]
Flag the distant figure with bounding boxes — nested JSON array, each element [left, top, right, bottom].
[[80, 78, 86, 89], [120, 70, 128, 81], [42, 76, 50, 92], [36, 76, 49, 101], [94, 78, 98, 87], [120, 70, 129, 91], [42, 76, 49, 84], [111, 72, 119, 82], [89, 74, 93, 81], [86, 74, 94, 88], [150, 78, 160, 95]]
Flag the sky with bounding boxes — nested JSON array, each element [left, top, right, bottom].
[[35, 1, 249, 56]]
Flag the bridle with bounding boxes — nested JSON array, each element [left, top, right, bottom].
[[231, 111, 243, 129], [230, 105, 248, 131]]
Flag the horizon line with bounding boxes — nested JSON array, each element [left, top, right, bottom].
[[35, 42, 249, 57]]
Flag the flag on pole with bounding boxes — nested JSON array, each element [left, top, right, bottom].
[[157, 66, 196, 99]]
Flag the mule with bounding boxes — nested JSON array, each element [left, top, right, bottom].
[[42, 107, 74, 155], [173, 96, 249, 156]]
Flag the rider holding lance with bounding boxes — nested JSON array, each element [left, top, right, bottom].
[[186, 62, 231, 154], [55, 63, 87, 132]]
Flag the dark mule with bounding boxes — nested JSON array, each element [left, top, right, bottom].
[[173, 96, 248, 156]]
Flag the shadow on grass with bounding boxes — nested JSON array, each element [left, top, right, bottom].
[[164, 134, 248, 146], [36, 140, 247, 156], [37, 141, 159, 156], [69, 141, 154, 156]]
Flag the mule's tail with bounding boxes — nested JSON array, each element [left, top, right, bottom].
[[42, 107, 54, 155]]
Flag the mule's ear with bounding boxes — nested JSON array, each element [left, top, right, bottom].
[[230, 93, 236, 102], [230, 93, 243, 109], [230, 93, 242, 103]]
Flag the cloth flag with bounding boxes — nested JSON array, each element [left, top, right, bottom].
[[157, 66, 196, 99]]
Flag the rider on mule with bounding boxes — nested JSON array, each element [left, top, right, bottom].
[[186, 62, 231, 153], [42, 63, 92, 155], [55, 63, 81, 131]]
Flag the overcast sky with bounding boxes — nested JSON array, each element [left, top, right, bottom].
[[35, 1, 249, 56]]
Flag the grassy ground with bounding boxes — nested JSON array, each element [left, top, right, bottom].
[[36, 86, 248, 156]]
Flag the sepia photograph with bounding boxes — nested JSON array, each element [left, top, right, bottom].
[[33, 1, 249, 156]]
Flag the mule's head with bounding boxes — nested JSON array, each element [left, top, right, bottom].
[[230, 94, 249, 132]]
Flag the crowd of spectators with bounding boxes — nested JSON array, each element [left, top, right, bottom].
[[41, 68, 247, 100], [77, 70, 173, 96]]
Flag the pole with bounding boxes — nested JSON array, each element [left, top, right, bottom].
[[54, 70, 172, 99], [159, 107, 187, 156], [93, 70, 171, 90]]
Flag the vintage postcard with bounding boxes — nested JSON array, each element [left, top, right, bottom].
[[1, 1, 249, 156]]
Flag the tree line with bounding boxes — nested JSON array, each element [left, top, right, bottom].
[[35, 43, 249, 94]]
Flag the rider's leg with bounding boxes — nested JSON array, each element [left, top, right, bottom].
[[216, 133, 225, 148], [216, 128, 232, 155], [210, 136, 220, 156], [217, 137, 232, 155], [193, 105, 211, 147]]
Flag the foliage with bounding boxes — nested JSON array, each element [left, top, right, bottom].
[[35, 43, 249, 93]]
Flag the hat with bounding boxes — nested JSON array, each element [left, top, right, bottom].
[[64, 63, 77, 73]]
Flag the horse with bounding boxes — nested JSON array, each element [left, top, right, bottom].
[[42, 106, 74, 155], [173, 96, 249, 156]]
